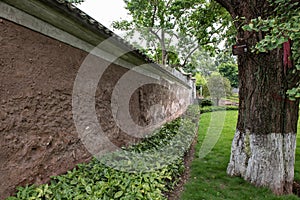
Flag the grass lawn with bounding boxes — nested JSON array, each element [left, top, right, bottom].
[[180, 110, 300, 200], [223, 94, 239, 103]]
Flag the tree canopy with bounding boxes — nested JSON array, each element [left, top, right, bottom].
[[218, 62, 238, 88], [112, 0, 233, 70], [69, 0, 299, 101], [207, 72, 231, 105]]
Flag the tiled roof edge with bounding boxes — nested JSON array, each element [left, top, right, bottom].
[[45, 0, 155, 63]]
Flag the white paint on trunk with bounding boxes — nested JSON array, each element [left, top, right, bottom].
[[227, 130, 296, 195], [227, 130, 249, 177]]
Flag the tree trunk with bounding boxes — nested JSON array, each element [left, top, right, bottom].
[[216, 98, 219, 106], [215, 0, 300, 195], [227, 131, 297, 195], [161, 30, 168, 66]]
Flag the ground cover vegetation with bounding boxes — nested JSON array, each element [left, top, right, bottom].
[[6, 107, 200, 200]]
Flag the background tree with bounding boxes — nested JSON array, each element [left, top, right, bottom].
[[195, 73, 206, 86], [113, 0, 231, 69], [207, 72, 232, 106], [195, 73, 207, 97], [214, 50, 235, 66], [215, 0, 300, 195], [192, 50, 217, 76], [218, 62, 238, 88]]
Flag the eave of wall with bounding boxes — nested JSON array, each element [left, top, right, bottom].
[[0, 0, 191, 88]]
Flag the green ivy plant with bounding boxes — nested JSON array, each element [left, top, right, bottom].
[[6, 106, 200, 200], [243, 0, 300, 100]]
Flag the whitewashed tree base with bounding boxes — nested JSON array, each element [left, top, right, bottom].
[[227, 130, 297, 195]]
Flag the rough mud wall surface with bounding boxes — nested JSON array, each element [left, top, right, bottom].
[[0, 19, 191, 199], [0, 92, 92, 195], [0, 19, 91, 199]]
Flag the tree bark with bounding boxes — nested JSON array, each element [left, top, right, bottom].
[[216, 98, 219, 106], [215, 0, 300, 195]]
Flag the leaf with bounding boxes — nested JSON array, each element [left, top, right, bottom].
[[277, 37, 287, 45], [85, 185, 92, 194], [70, 180, 77, 185], [143, 183, 151, 191], [249, 23, 254, 29], [114, 191, 123, 198], [243, 25, 251, 31]]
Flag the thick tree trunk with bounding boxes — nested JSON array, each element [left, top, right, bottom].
[[215, 0, 300, 195], [226, 48, 300, 194], [227, 131, 297, 194]]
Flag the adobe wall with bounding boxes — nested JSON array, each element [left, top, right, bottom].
[[0, 19, 192, 199]]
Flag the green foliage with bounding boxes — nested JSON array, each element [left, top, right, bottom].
[[199, 99, 214, 107], [193, 50, 218, 76], [218, 62, 238, 88], [225, 93, 239, 103], [194, 73, 207, 96], [113, 0, 233, 69], [200, 105, 238, 113], [214, 50, 236, 67], [287, 87, 300, 100], [181, 111, 300, 200], [6, 108, 200, 200], [207, 72, 232, 105], [172, 0, 231, 50], [243, 0, 300, 99], [295, 117, 300, 182], [202, 84, 210, 97]]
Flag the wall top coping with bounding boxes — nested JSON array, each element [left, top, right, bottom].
[[1, 0, 192, 88]]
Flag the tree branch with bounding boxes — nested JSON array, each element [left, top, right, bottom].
[[214, 0, 236, 18], [149, 28, 162, 43], [182, 44, 200, 67], [166, 0, 173, 9], [151, 3, 157, 27]]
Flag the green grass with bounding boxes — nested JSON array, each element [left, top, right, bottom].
[[222, 94, 239, 103], [180, 111, 300, 200], [200, 106, 238, 113], [295, 118, 300, 182]]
